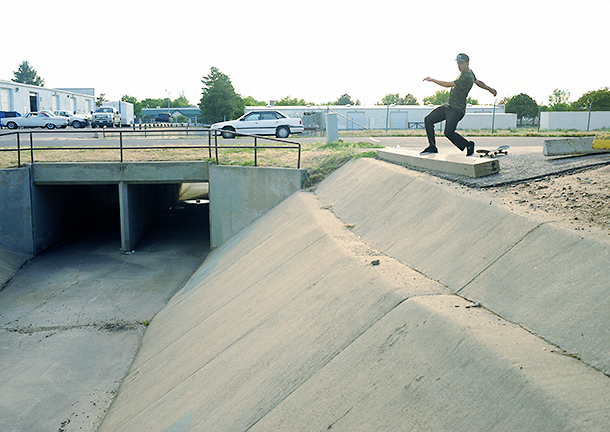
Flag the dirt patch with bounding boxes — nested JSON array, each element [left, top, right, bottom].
[[486, 164, 610, 235]]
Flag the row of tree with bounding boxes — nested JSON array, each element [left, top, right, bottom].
[[500, 89, 610, 125], [10, 61, 610, 125]]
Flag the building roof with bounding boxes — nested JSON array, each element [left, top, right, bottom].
[[142, 106, 201, 117]]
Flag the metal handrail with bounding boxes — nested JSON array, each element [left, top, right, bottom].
[[0, 127, 302, 169]]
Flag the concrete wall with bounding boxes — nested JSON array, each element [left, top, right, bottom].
[[119, 183, 181, 252], [540, 111, 610, 130], [457, 112, 517, 130], [0, 168, 33, 285], [209, 165, 307, 248], [0, 168, 33, 254]]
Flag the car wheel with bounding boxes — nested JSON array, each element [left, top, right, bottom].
[[46, 123, 56, 130], [72, 121, 82, 129], [221, 127, 236, 139], [6, 122, 18, 130], [276, 126, 290, 139]]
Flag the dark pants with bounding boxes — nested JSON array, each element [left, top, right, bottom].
[[424, 105, 470, 151]]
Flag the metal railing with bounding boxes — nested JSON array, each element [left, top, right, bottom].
[[0, 127, 302, 169]]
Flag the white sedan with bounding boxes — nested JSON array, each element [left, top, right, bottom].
[[1, 111, 69, 130], [211, 110, 304, 139]]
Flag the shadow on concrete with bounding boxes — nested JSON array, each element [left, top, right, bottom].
[[0, 186, 210, 432]]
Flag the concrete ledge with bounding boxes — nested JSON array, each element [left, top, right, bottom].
[[544, 137, 610, 156], [593, 133, 610, 149], [377, 147, 499, 178], [30, 162, 210, 185]]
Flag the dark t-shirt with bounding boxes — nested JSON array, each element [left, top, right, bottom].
[[447, 70, 475, 114]]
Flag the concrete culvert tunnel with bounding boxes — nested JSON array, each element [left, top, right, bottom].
[[28, 182, 211, 254]]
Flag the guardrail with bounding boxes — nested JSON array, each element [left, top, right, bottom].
[[0, 127, 302, 168]]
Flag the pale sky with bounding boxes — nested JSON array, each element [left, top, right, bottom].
[[2, 0, 608, 107]]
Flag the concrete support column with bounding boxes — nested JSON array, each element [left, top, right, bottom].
[[326, 112, 338, 143], [118, 181, 133, 253], [119, 182, 182, 253]]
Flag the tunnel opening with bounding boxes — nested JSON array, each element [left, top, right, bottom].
[[30, 182, 210, 256]]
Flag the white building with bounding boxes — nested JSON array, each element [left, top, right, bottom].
[[246, 104, 516, 131], [0, 79, 96, 115]]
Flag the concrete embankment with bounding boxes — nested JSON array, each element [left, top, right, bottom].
[[0, 244, 30, 289], [99, 158, 610, 432]]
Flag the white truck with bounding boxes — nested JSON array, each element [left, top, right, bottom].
[[102, 101, 134, 127]]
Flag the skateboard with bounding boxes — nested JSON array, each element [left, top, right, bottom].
[[476, 145, 509, 158]]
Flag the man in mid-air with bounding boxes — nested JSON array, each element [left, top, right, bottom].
[[421, 53, 497, 156]]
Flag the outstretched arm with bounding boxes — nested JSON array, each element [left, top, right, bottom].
[[423, 77, 455, 88], [475, 79, 497, 97]]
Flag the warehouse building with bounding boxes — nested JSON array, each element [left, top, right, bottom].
[[0, 79, 96, 115]]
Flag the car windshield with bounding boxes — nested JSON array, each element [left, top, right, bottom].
[[97, 108, 113, 113]]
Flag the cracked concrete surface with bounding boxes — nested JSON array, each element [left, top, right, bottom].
[[0, 195, 209, 432]]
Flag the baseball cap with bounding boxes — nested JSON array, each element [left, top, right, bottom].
[[456, 53, 470, 62]]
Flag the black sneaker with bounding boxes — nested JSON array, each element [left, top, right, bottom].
[[466, 141, 475, 156], [420, 145, 438, 155]]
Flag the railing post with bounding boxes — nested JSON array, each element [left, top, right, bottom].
[[17, 133, 21, 167], [208, 130, 212, 159], [120, 131, 124, 162], [29, 132, 34, 164], [214, 131, 219, 164], [298, 143, 301, 169], [254, 136, 258, 166]]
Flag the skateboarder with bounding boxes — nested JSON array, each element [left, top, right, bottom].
[[420, 53, 497, 156]]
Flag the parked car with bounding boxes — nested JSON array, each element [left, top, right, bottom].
[[0, 111, 21, 128], [211, 110, 304, 139], [53, 110, 90, 129], [0, 111, 69, 130], [91, 106, 121, 128], [155, 112, 172, 122]]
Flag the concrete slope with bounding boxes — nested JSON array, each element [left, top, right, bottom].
[[100, 174, 610, 432], [316, 158, 610, 375], [0, 243, 30, 288]]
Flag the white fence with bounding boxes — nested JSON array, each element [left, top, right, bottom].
[[540, 111, 610, 131]]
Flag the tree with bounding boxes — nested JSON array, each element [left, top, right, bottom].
[[377, 93, 419, 105], [241, 96, 267, 107], [141, 98, 166, 108], [572, 87, 610, 111], [12, 61, 45, 86], [330, 94, 360, 105], [199, 67, 241, 123], [171, 91, 190, 107], [96, 93, 107, 107], [276, 96, 308, 106], [423, 90, 478, 106], [121, 95, 143, 118], [423, 90, 450, 105], [403, 93, 419, 105], [505, 93, 539, 125], [235, 95, 267, 116], [548, 88, 571, 111]]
